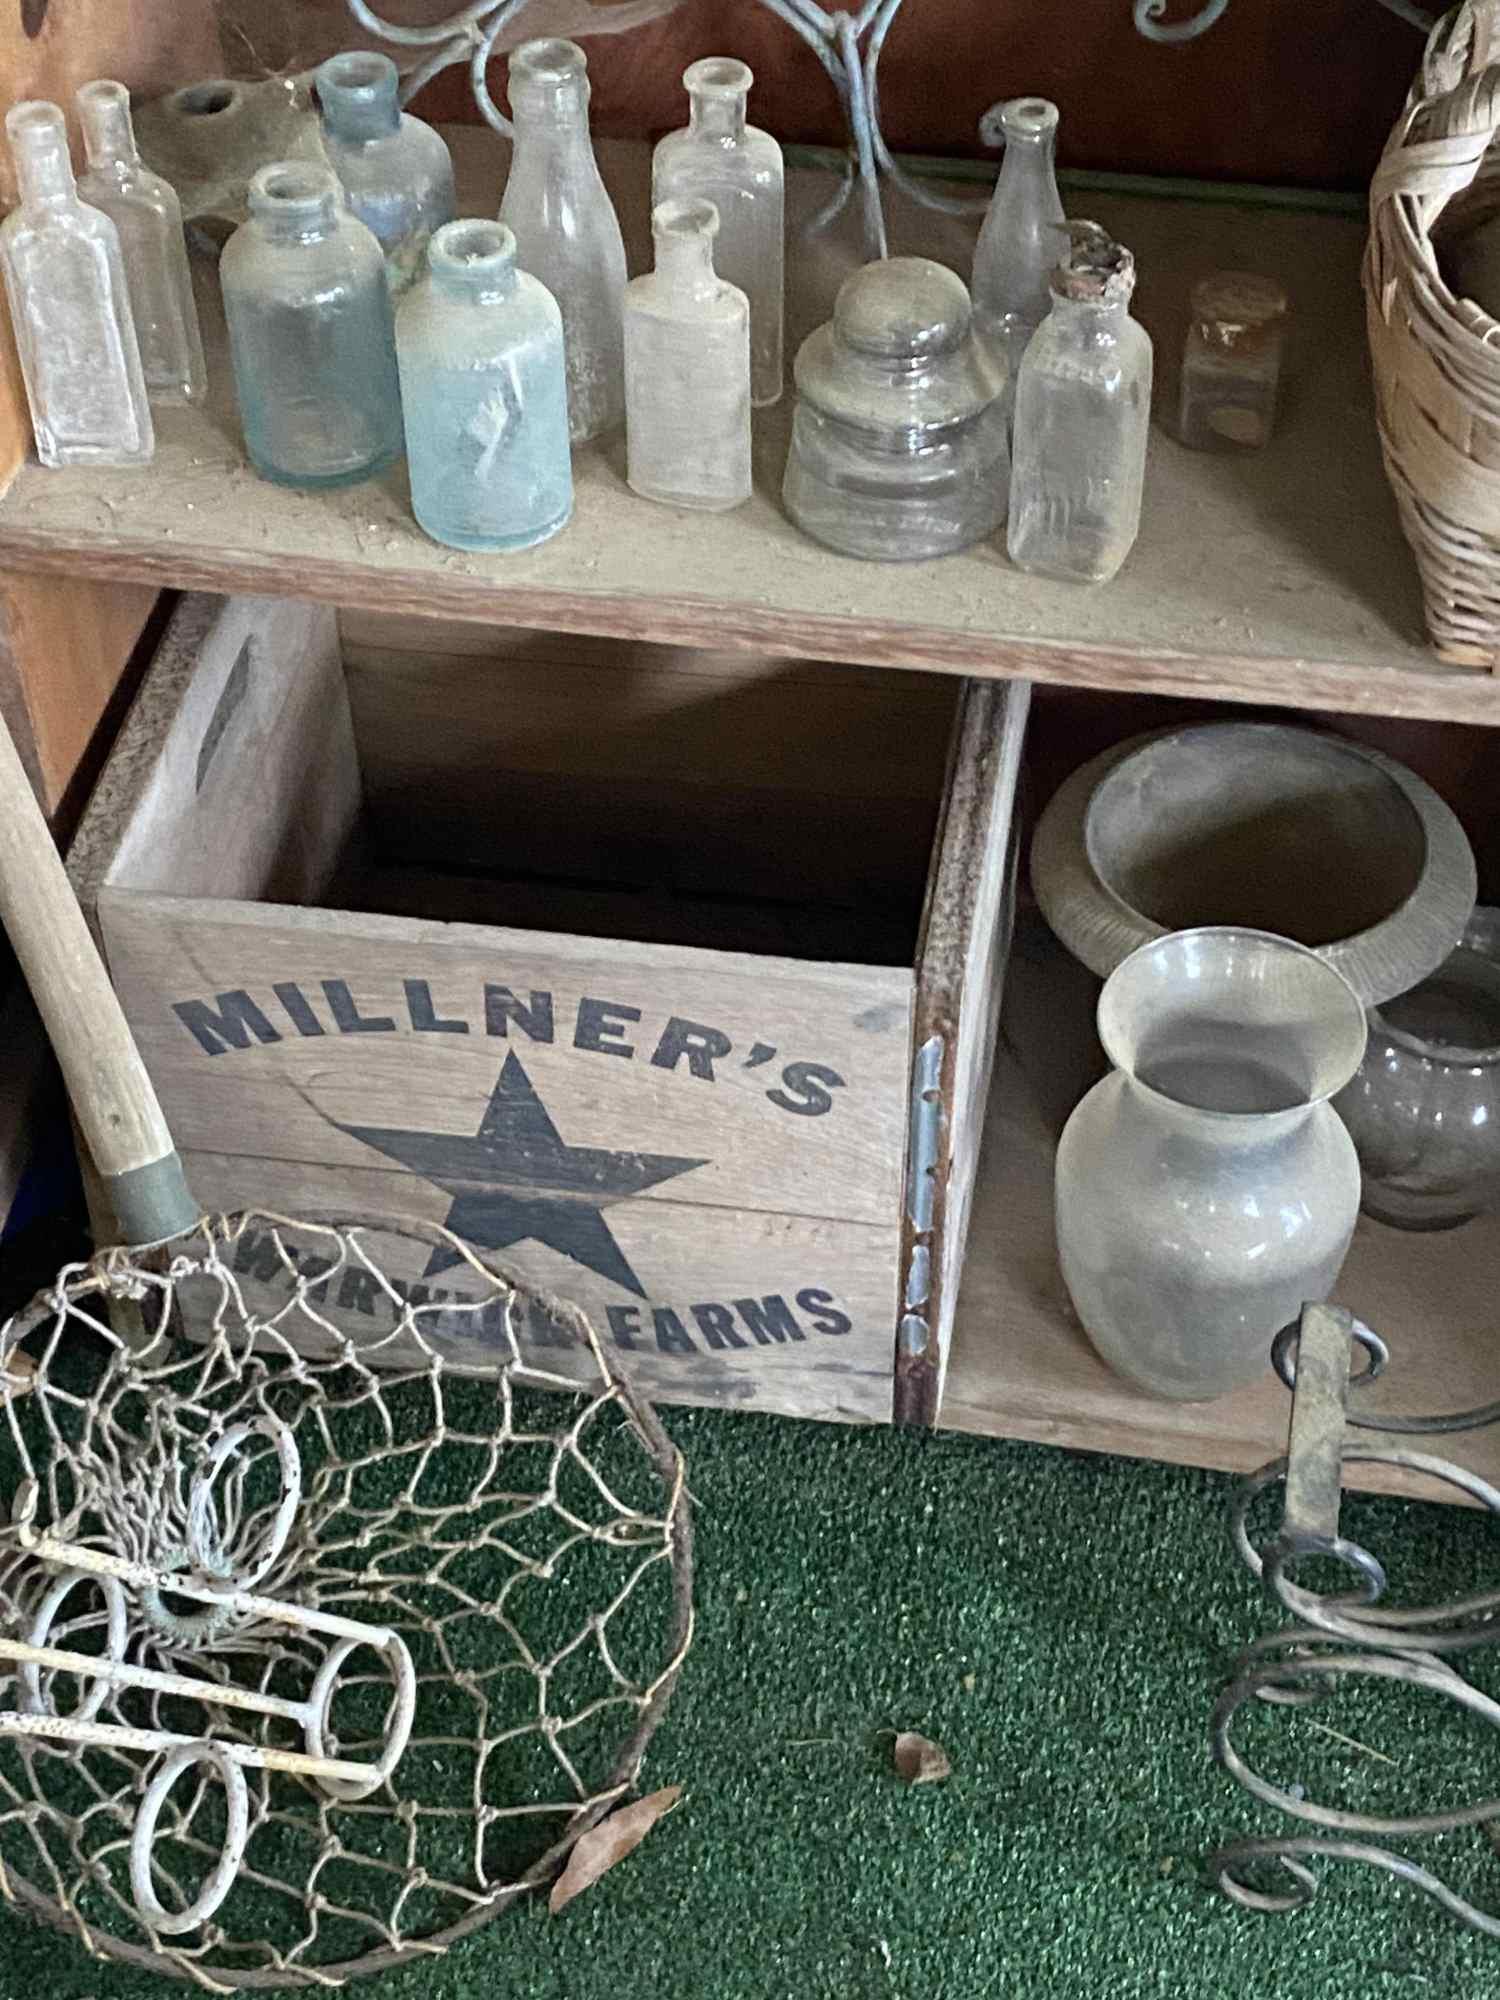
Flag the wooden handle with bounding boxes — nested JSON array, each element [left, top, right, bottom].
[[0, 705, 195, 1243]]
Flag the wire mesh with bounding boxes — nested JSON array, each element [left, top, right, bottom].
[[0, 1212, 693, 1989]]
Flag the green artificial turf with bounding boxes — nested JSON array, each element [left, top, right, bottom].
[[0, 1385, 1497, 2000]]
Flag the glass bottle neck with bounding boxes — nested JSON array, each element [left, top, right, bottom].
[[688, 88, 746, 141], [511, 77, 591, 144], [8, 103, 77, 206], [317, 55, 401, 143], [1047, 293, 1130, 339], [1123, 1073, 1314, 1146], [248, 165, 343, 244], [656, 232, 716, 294], [429, 220, 519, 303], [78, 81, 140, 177]]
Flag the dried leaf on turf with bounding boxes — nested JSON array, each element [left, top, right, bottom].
[[549, 1786, 683, 1912], [893, 1732, 951, 1785]]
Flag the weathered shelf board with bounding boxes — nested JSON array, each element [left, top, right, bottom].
[[942, 915, 1500, 1505], [0, 134, 1488, 724]]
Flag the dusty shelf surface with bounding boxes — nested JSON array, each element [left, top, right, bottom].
[[0, 132, 1493, 722], [942, 915, 1500, 1505]]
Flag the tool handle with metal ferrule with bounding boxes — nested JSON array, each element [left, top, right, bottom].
[[0, 706, 196, 1245]]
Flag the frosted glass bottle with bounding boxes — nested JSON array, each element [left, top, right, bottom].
[[624, 198, 750, 511], [499, 38, 626, 444], [397, 219, 572, 551], [653, 58, 784, 407], [972, 97, 1065, 385], [1008, 222, 1152, 584], [315, 50, 455, 295], [0, 100, 153, 467], [221, 162, 402, 488], [75, 80, 205, 406]]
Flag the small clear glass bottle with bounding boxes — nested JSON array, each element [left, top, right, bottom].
[[499, 38, 627, 445], [221, 161, 402, 489], [972, 97, 1065, 387], [1008, 221, 1152, 585], [624, 198, 750, 511], [652, 58, 784, 407], [397, 218, 572, 552], [783, 256, 1008, 561], [75, 79, 205, 407], [315, 50, 455, 295], [0, 99, 153, 467], [1177, 270, 1287, 452]]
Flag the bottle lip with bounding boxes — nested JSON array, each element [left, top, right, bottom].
[[76, 78, 131, 120], [249, 160, 342, 218], [316, 50, 399, 105], [653, 195, 719, 243], [511, 37, 587, 87], [684, 56, 753, 97], [999, 95, 1059, 139], [429, 217, 518, 280], [6, 99, 67, 148]]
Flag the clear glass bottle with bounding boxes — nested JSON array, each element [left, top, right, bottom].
[[220, 161, 402, 489], [624, 198, 750, 512], [1178, 270, 1287, 452], [397, 218, 572, 552], [1008, 221, 1152, 585], [1056, 927, 1366, 1402], [75, 79, 206, 407], [0, 99, 153, 467], [315, 50, 455, 296], [972, 97, 1065, 387], [1334, 908, 1500, 1231], [498, 38, 627, 445], [652, 58, 783, 408], [783, 256, 1008, 561]]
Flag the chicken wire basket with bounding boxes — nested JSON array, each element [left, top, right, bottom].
[[0, 1211, 694, 1990]]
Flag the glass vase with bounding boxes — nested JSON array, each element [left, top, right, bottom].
[[76, 79, 206, 406], [1334, 907, 1500, 1231], [972, 97, 1064, 390], [652, 57, 783, 407], [1008, 221, 1153, 585], [315, 50, 455, 295], [498, 37, 626, 445], [1056, 927, 1367, 1402], [221, 161, 402, 489], [397, 218, 572, 552], [0, 99, 153, 467], [625, 198, 750, 511]]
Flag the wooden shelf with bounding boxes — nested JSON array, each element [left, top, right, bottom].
[[942, 913, 1500, 1504], [0, 132, 1494, 725]]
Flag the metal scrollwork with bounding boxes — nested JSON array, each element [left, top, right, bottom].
[[1211, 1300, 1500, 1935]]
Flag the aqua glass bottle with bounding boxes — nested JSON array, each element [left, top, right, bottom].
[[75, 79, 206, 406], [315, 50, 455, 295], [498, 38, 626, 444], [397, 218, 572, 552], [972, 97, 1064, 388], [220, 161, 402, 489], [0, 99, 153, 467], [652, 58, 783, 407], [625, 198, 750, 511]]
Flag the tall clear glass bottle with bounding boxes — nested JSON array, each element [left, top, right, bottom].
[[220, 161, 402, 489], [652, 58, 783, 408], [315, 51, 455, 295], [75, 80, 206, 407], [971, 97, 1064, 385], [397, 218, 572, 552], [498, 38, 626, 445], [0, 99, 153, 467], [625, 198, 750, 511], [1008, 222, 1152, 585]]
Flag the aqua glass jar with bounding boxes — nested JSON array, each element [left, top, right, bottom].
[[315, 50, 455, 294], [221, 160, 402, 489], [397, 218, 572, 552], [782, 256, 1008, 561]]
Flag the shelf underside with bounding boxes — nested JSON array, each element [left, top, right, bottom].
[[0, 133, 1494, 723], [943, 916, 1500, 1505]]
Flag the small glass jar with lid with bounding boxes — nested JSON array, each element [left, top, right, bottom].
[[782, 255, 1008, 561], [1177, 271, 1287, 452]]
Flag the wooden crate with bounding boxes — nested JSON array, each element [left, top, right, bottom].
[[69, 592, 1028, 1427]]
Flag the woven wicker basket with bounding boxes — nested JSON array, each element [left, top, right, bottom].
[[1366, 0, 1500, 666]]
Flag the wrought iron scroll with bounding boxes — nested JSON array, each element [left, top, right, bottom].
[[1210, 1300, 1500, 1935]]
